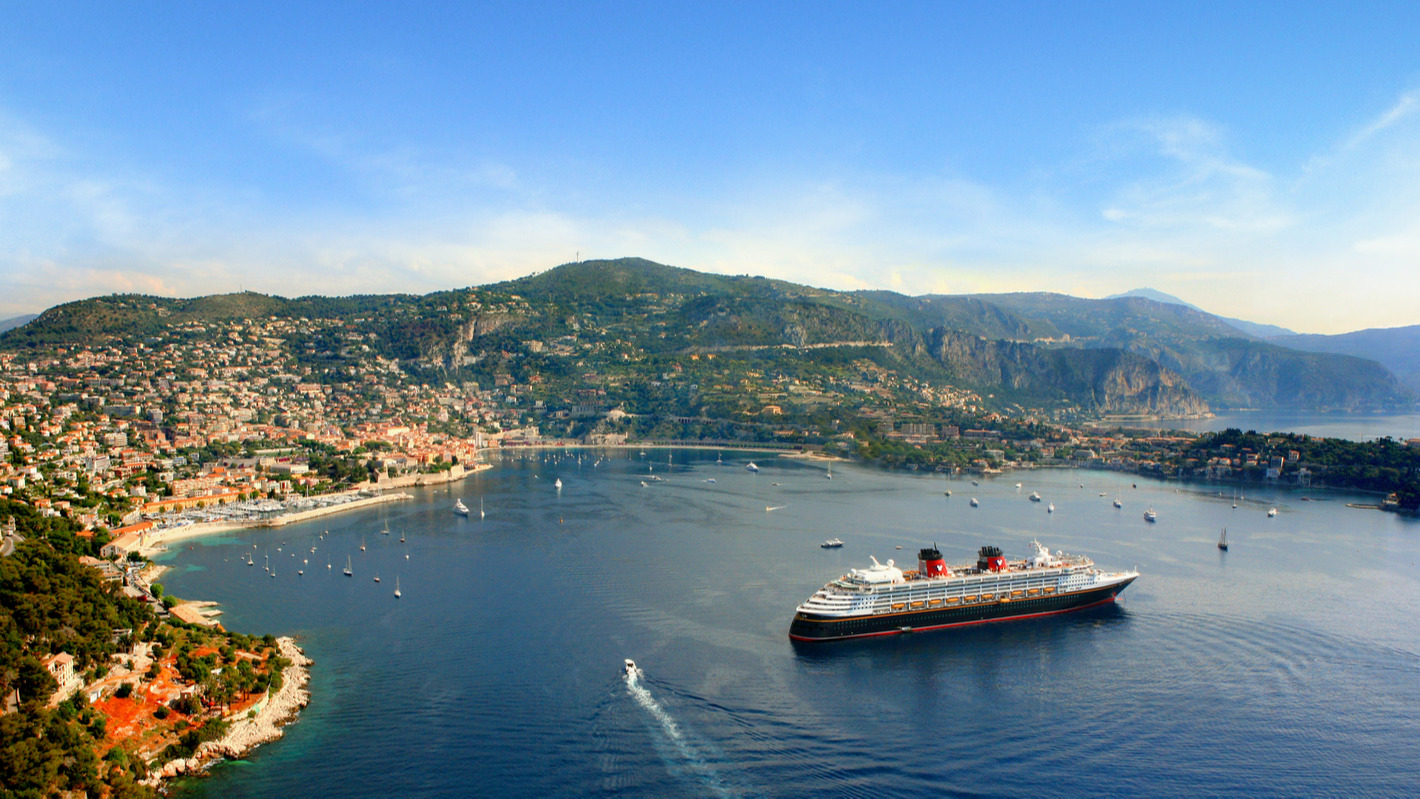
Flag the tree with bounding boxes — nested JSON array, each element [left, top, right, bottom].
[[15, 656, 57, 705]]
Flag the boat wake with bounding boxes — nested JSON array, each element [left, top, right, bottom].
[[624, 667, 736, 798]]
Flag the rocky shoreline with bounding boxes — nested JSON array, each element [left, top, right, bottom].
[[143, 636, 312, 787]]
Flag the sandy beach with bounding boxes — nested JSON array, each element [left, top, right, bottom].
[[136, 491, 412, 558]]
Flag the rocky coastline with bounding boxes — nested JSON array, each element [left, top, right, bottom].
[[142, 636, 312, 787]]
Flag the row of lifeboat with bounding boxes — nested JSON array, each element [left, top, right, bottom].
[[886, 586, 1056, 612]]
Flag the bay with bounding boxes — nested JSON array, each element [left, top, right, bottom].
[[161, 450, 1420, 797]]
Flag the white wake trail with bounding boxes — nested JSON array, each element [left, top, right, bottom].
[[625, 669, 736, 798]]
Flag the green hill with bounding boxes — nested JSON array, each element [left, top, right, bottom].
[[4, 257, 1411, 413]]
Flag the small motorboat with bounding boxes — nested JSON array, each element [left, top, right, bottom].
[[1029, 492, 1042, 502], [1144, 508, 1157, 522], [1047, 503, 1055, 513], [454, 499, 470, 516], [1267, 507, 1278, 517], [746, 462, 760, 472], [624, 659, 639, 676], [554, 478, 563, 490], [820, 538, 844, 548], [969, 497, 979, 507]]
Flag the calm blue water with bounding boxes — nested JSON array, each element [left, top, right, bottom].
[[1118, 410, 1420, 441], [162, 451, 1420, 797]]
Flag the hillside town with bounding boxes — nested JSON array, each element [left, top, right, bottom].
[[3, 309, 1418, 568]]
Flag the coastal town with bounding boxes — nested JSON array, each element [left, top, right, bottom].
[[2, 306, 1418, 563]]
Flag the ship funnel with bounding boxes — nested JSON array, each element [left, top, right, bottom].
[[918, 544, 948, 577], [977, 545, 1006, 572]]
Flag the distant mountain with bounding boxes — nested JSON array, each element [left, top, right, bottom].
[[1271, 325, 1420, 393], [967, 292, 1409, 410], [2, 258, 1410, 414], [1108, 288, 1296, 338], [0, 314, 37, 333]]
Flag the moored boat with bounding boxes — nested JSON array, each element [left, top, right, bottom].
[[454, 499, 470, 516], [789, 541, 1138, 642]]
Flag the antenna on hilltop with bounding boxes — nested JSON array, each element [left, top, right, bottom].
[[576, 250, 580, 263]]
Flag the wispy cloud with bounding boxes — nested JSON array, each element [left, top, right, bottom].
[[5, 86, 1420, 334]]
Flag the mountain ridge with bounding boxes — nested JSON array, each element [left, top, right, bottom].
[[2, 258, 1411, 413]]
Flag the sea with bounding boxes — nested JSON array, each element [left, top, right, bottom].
[[161, 450, 1420, 798], [1103, 410, 1420, 441]]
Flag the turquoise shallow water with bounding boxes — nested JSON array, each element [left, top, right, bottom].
[[163, 451, 1420, 797]]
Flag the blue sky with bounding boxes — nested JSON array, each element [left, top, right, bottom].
[[2, 2, 1419, 333]]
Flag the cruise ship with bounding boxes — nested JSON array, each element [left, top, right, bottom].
[[789, 541, 1138, 642]]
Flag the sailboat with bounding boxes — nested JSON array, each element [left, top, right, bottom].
[[1218, 528, 1229, 551], [399, 530, 405, 543], [1113, 494, 1123, 509], [394, 576, 401, 599], [373, 573, 380, 583], [360, 536, 366, 552], [479, 498, 485, 519], [1048, 502, 1055, 513], [826, 465, 832, 480], [343, 555, 353, 576]]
